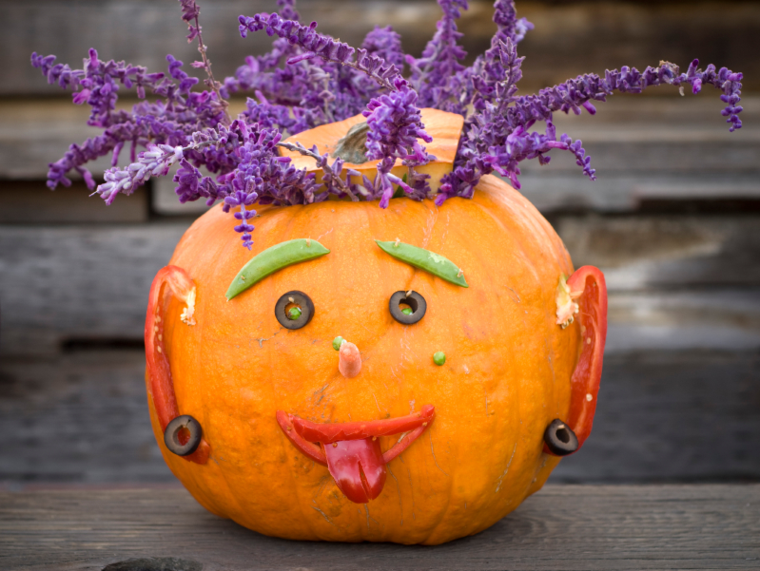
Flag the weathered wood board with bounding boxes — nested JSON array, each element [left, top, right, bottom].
[[0, 180, 148, 224], [1, 350, 758, 485], [5, 0, 760, 95], [0, 485, 758, 570], [0, 223, 188, 355]]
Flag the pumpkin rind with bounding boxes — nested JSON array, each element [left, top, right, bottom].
[[146, 169, 585, 544]]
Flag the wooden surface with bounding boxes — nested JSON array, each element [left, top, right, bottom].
[[0, 485, 758, 570]]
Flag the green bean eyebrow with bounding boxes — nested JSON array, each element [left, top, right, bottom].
[[375, 239, 468, 288], [226, 238, 330, 300]]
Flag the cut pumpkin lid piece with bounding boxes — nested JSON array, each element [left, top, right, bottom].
[[279, 108, 464, 194]]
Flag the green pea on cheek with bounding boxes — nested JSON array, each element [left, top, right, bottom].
[[433, 351, 446, 366]]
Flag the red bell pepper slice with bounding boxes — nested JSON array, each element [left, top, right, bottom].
[[291, 405, 435, 444], [545, 265, 607, 456], [276, 408, 436, 503], [275, 411, 327, 465], [145, 265, 210, 465], [323, 438, 387, 503]]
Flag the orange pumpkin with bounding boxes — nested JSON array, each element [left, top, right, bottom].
[[144, 109, 607, 545]]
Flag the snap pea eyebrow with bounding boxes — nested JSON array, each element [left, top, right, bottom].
[[375, 239, 468, 288], [226, 238, 330, 300]]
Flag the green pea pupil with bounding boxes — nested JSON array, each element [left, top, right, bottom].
[[287, 307, 302, 320], [401, 307, 413, 315]]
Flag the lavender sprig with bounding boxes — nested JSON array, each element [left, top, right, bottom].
[[32, 49, 228, 190], [240, 11, 434, 207], [441, 58, 743, 203], [363, 85, 435, 206], [177, 0, 231, 124], [238, 13, 404, 92], [407, 0, 469, 112]]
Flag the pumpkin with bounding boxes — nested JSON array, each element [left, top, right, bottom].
[[144, 109, 607, 545]]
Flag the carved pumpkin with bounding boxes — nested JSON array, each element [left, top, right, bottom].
[[145, 109, 607, 545]]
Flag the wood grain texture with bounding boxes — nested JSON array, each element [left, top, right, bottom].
[[0, 485, 758, 570], [1, 350, 758, 486], [556, 216, 760, 290], [0, 180, 148, 223], [6, 1, 760, 95], [0, 223, 188, 355]]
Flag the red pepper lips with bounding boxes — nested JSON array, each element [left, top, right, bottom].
[[276, 405, 435, 503]]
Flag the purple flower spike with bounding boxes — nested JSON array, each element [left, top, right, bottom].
[[407, 0, 469, 112]]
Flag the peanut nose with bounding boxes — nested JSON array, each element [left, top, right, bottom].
[[338, 341, 362, 378]]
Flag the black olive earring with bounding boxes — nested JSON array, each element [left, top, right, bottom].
[[164, 415, 203, 456], [543, 419, 579, 456]]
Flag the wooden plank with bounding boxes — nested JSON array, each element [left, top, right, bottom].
[[0, 180, 148, 223], [553, 350, 760, 483], [606, 290, 760, 354], [2, 350, 759, 486], [555, 215, 760, 290], [0, 485, 757, 570], [0, 223, 188, 355], [4, 1, 760, 96], [2, 222, 760, 355], [519, 172, 760, 212], [0, 351, 172, 485]]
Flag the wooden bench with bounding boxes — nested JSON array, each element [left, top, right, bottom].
[[1, 485, 758, 570]]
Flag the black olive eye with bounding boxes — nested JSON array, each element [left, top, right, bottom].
[[543, 418, 579, 456], [275, 290, 315, 330], [164, 415, 202, 456], [389, 291, 427, 324]]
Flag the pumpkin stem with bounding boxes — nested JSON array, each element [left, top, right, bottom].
[[332, 121, 370, 163]]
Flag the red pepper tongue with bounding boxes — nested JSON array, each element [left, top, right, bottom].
[[323, 438, 387, 504]]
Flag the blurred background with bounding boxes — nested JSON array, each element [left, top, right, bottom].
[[0, 0, 758, 489]]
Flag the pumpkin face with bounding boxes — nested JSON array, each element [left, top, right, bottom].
[[144, 111, 607, 545]]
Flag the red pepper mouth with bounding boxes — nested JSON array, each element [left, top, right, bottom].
[[276, 405, 435, 504]]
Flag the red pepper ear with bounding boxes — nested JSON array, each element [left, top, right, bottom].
[[545, 266, 608, 456], [146, 265, 210, 465]]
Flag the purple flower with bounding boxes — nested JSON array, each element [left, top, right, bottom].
[[407, 0, 469, 112]]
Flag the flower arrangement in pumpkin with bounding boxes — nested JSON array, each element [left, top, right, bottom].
[[31, 0, 742, 248], [31, 0, 742, 545]]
